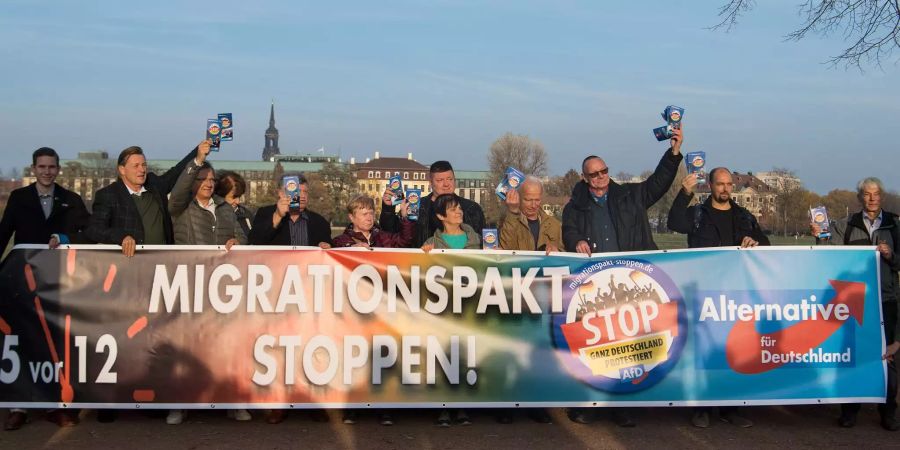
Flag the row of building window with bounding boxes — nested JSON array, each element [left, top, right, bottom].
[[367, 171, 427, 180]]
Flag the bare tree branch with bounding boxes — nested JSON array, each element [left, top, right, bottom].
[[713, 0, 900, 68], [710, 0, 756, 31]]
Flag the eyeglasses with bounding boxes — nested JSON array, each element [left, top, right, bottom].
[[585, 167, 609, 179]]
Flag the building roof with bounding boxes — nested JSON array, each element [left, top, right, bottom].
[[357, 157, 428, 171], [454, 170, 491, 180], [147, 160, 328, 173]]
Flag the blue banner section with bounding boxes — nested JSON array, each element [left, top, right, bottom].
[[549, 247, 886, 405]]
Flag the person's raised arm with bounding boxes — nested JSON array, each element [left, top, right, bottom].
[[639, 126, 684, 208], [158, 140, 208, 195], [667, 174, 696, 235]]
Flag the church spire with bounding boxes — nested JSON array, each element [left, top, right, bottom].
[[262, 100, 280, 161]]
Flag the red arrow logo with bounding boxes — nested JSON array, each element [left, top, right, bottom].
[[725, 280, 865, 374]]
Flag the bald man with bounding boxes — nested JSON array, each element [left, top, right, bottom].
[[500, 176, 562, 253]]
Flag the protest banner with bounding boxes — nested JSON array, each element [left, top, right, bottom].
[[0, 246, 885, 408]]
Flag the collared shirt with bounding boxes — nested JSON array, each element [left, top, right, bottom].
[[197, 198, 216, 216], [863, 210, 883, 241], [589, 191, 619, 252], [127, 185, 148, 196], [288, 211, 310, 246], [197, 197, 218, 234], [37, 186, 55, 219]]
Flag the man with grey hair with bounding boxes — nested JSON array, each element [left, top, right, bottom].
[[813, 176, 900, 431], [500, 176, 563, 254]]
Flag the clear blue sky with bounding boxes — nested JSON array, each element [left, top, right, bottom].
[[1, 1, 897, 194]]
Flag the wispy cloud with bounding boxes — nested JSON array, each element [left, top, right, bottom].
[[654, 85, 741, 97], [418, 71, 530, 100]]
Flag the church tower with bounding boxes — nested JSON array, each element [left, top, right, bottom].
[[262, 101, 280, 161]]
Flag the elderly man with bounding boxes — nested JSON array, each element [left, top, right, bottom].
[[380, 160, 485, 247], [493, 175, 559, 425], [562, 127, 683, 428], [813, 177, 900, 431], [500, 176, 562, 253], [562, 128, 682, 255], [668, 168, 768, 428]]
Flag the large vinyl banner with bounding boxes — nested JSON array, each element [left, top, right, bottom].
[[0, 245, 886, 408]]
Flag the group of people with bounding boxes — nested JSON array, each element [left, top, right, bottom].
[[1, 125, 898, 432]]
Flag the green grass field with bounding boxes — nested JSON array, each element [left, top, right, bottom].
[[0, 230, 813, 260], [652, 232, 815, 250]]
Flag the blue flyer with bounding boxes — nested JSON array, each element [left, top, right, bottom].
[[685, 151, 707, 184], [206, 118, 221, 150], [388, 175, 405, 206], [283, 175, 301, 210], [810, 206, 832, 239], [482, 228, 499, 249], [495, 166, 526, 201], [218, 113, 233, 142], [406, 189, 422, 221]]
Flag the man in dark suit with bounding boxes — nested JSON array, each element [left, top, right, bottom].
[[247, 172, 331, 425], [85, 141, 209, 256], [0, 147, 90, 430], [249, 173, 332, 248], [81, 141, 208, 423]]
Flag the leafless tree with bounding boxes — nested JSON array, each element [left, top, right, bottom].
[[766, 167, 813, 236], [713, 0, 900, 68], [546, 169, 582, 197], [488, 132, 549, 178], [483, 133, 550, 225]]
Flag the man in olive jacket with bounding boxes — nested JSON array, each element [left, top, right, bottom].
[[499, 176, 562, 253]]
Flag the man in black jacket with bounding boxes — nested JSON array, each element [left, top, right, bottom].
[[0, 147, 89, 430], [813, 177, 900, 431], [380, 160, 485, 247], [562, 129, 683, 255], [667, 167, 768, 429], [85, 141, 208, 256], [562, 128, 682, 428], [0, 148, 91, 256], [668, 168, 769, 249], [248, 173, 332, 248]]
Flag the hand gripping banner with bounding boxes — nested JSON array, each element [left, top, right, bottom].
[[0, 245, 886, 408]]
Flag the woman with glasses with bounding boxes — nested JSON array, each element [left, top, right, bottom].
[[165, 160, 248, 425]]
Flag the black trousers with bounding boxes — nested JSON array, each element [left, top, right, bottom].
[[842, 301, 898, 418]]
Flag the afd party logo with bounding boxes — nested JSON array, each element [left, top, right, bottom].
[[699, 280, 867, 374], [551, 259, 687, 393]]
